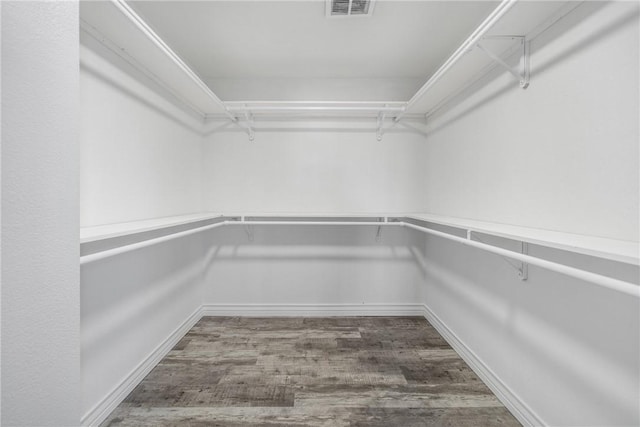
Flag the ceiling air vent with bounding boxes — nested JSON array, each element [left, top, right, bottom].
[[327, 0, 375, 17]]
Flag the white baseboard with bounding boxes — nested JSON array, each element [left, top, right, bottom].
[[420, 303, 544, 427], [81, 307, 203, 427], [201, 303, 426, 317]]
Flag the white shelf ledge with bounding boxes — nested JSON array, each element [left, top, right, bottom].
[[405, 213, 639, 266], [80, 212, 639, 266], [79, 213, 638, 297], [224, 212, 405, 219], [79, 212, 398, 244], [80, 213, 224, 243], [80, 0, 582, 139]]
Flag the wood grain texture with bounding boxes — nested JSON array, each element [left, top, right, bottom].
[[102, 317, 521, 426]]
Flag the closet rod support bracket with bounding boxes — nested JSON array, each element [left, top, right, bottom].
[[477, 36, 530, 89], [469, 231, 529, 281], [244, 224, 254, 242], [518, 242, 529, 281], [376, 109, 387, 141], [375, 225, 382, 242], [244, 106, 255, 142]]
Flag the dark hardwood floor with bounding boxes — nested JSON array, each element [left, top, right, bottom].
[[102, 316, 521, 426]]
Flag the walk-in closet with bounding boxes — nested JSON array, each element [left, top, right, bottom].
[[1, 1, 638, 426]]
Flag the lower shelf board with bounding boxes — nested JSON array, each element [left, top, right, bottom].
[[101, 316, 521, 427]]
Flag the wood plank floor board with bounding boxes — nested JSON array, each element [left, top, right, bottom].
[[123, 384, 295, 408], [141, 363, 229, 386], [101, 316, 521, 427], [293, 388, 503, 408], [103, 407, 518, 427], [225, 363, 403, 377], [188, 330, 362, 340], [349, 407, 522, 427]]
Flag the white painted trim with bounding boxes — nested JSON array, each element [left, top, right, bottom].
[[201, 303, 426, 317], [407, 213, 638, 266], [81, 307, 204, 427], [420, 303, 545, 427], [80, 213, 224, 243]]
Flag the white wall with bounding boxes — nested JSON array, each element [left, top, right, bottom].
[[201, 225, 426, 310], [78, 29, 213, 423], [202, 129, 427, 214], [80, 33, 204, 227], [0, 1, 3, 421], [79, 32, 213, 421], [418, 2, 640, 426], [1, 2, 81, 425], [421, 236, 639, 426], [81, 234, 205, 422], [423, 1, 639, 242]]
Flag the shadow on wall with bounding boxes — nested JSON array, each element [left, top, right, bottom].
[[198, 225, 428, 305], [81, 233, 204, 350], [200, 224, 423, 265], [80, 32, 202, 134], [427, 1, 637, 137], [421, 233, 639, 425]]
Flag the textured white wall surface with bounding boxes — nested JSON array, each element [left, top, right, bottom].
[[0, 1, 3, 421], [1, 2, 81, 425], [417, 2, 640, 426], [81, 234, 204, 420], [202, 129, 428, 214], [80, 35, 204, 227], [421, 235, 639, 426], [201, 225, 426, 306], [422, 1, 639, 242]]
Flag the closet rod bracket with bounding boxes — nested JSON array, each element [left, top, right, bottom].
[[518, 242, 529, 281], [376, 108, 387, 141], [244, 105, 255, 142], [468, 231, 529, 281], [244, 224, 254, 242], [477, 36, 530, 89]]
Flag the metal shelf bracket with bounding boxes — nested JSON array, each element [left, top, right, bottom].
[[518, 242, 529, 281], [375, 225, 382, 242], [477, 36, 530, 89], [244, 105, 255, 142], [244, 224, 254, 242], [226, 114, 255, 141], [468, 231, 528, 281], [375, 217, 389, 242], [376, 108, 387, 141]]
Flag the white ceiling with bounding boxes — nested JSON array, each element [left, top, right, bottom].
[[128, 1, 499, 101]]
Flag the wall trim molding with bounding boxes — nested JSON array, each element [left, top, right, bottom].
[[420, 303, 545, 427], [81, 307, 203, 427], [201, 303, 427, 317]]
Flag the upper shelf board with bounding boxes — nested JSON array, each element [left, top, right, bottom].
[[406, 213, 639, 266], [80, 0, 230, 116], [80, 213, 225, 243], [80, 0, 580, 120], [80, 211, 639, 266], [403, 1, 581, 117]]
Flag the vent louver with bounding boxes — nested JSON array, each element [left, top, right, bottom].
[[327, 0, 374, 17]]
